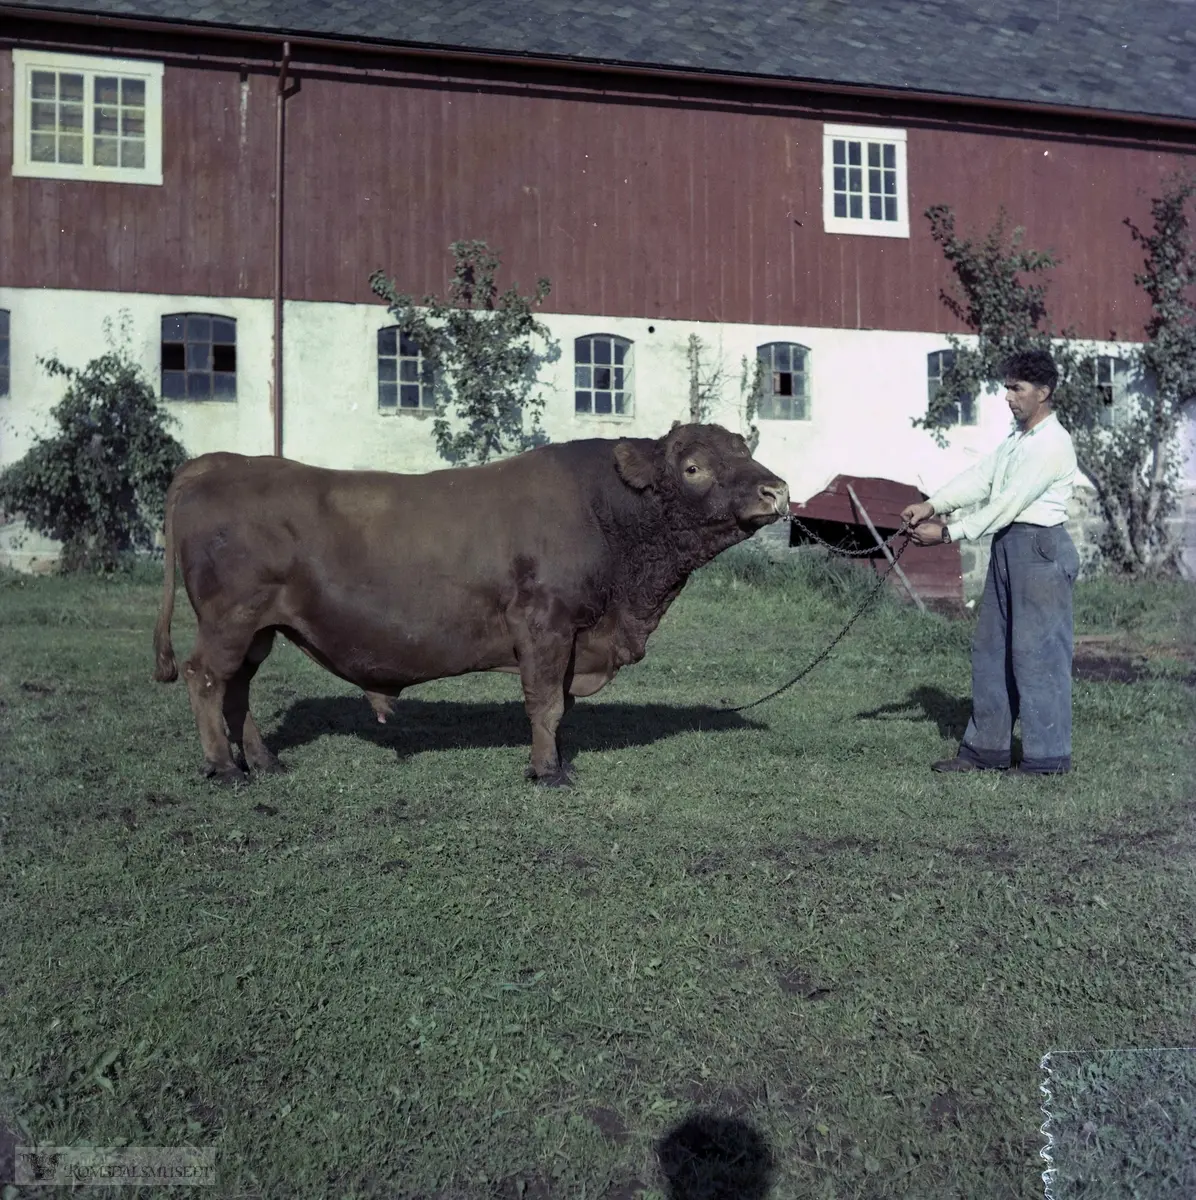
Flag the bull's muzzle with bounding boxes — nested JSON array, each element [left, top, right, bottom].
[[759, 482, 790, 516]]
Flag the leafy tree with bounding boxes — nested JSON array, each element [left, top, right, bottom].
[[918, 180, 1196, 576], [0, 317, 187, 572], [369, 242, 552, 465]]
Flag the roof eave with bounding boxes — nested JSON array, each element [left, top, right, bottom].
[[5, 2, 1196, 135]]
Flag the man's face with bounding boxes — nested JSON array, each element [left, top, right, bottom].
[[1004, 378, 1052, 426]]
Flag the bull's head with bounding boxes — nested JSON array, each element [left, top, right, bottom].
[[614, 423, 789, 533]]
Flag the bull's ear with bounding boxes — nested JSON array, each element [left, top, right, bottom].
[[614, 440, 657, 490], [670, 419, 681, 430]]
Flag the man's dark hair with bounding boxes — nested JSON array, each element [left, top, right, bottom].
[[1000, 349, 1058, 399]]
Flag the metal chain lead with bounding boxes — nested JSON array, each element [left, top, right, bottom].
[[723, 528, 915, 714], [788, 514, 906, 557]]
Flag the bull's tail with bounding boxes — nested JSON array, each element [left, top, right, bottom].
[[153, 480, 180, 683]]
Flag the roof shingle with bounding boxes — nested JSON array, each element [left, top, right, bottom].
[[7, 0, 1196, 123]]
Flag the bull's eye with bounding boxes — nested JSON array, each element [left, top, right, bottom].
[[685, 465, 699, 476]]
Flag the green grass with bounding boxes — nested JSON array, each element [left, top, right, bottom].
[[1, 552, 1194, 1200]]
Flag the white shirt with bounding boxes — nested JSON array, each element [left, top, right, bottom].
[[928, 412, 1078, 542]]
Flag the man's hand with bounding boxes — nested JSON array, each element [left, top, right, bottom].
[[900, 501, 935, 528], [910, 521, 947, 546]]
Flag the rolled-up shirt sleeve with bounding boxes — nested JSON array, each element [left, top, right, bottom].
[[940, 436, 1066, 542]]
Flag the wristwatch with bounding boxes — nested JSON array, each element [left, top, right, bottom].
[[941, 526, 952, 544]]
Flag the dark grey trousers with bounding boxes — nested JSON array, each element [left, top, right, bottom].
[[958, 522, 1080, 773]]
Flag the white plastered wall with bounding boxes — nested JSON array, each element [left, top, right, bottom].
[[1, 286, 1191, 578]]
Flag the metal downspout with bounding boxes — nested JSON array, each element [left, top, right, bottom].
[[273, 40, 290, 457]]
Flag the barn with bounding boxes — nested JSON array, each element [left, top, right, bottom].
[[1, 0, 1194, 590]]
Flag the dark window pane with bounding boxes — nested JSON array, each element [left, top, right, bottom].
[[420, 363, 435, 386], [832, 139, 845, 165], [0, 342, 7, 367], [883, 143, 896, 169], [122, 78, 145, 106], [833, 166, 846, 193], [773, 344, 790, 371], [575, 391, 591, 412], [400, 385, 420, 408], [212, 317, 236, 344], [60, 74, 83, 103], [943, 350, 955, 370], [94, 138, 119, 167], [31, 71, 56, 101], [593, 339, 611, 364], [187, 372, 211, 399], [186, 342, 211, 370], [378, 382, 397, 408], [870, 196, 883, 220], [884, 172, 897, 195], [377, 327, 396, 356], [575, 366, 591, 388], [847, 141, 861, 166], [95, 76, 119, 105], [378, 359, 397, 382], [95, 106, 119, 136], [613, 340, 627, 364], [775, 371, 793, 397], [0, 367, 8, 396], [399, 332, 420, 357], [161, 342, 185, 371], [212, 344, 236, 372], [867, 143, 880, 167], [575, 338, 591, 364], [213, 372, 236, 399], [30, 134, 56, 163], [961, 396, 976, 425], [834, 194, 846, 218], [594, 367, 611, 389], [869, 169, 881, 195], [59, 135, 83, 164], [121, 140, 145, 170], [186, 316, 210, 341], [594, 391, 612, 414], [162, 370, 186, 398], [613, 366, 624, 389], [848, 167, 861, 192], [0, 310, 9, 335], [884, 197, 897, 222], [850, 195, 862, 219], [400, 359, 418, 382], [162, 315, 184, 341], [615, 392, 628, 415]]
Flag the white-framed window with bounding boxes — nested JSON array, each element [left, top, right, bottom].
[[1095, 355, 1130, 429], [377, 327, 435, 411], [11, 50, 163, 185], [0, 310, 9, 396], [823, 124, 908, 238], [161, 314, 236, 401], [756, 342, 810, 420], [928, 350, 976, 426], [575, 334, 633, 416]]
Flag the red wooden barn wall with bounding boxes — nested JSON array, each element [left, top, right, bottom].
[[2, 21, 1194, 340]]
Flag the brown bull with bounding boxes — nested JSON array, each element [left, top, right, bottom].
[[153, 423, 788, 785]]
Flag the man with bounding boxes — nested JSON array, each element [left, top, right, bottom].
[[901, 349, 1080, 775]]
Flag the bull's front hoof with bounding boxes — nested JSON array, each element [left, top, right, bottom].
[[203, 764, 249, 788], [535, 768, 575, 789], [525, 758, 576, 784]]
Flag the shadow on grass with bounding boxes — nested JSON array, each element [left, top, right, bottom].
[[266, 697, 768, 760], [657, 1111, 775, 1199], [855, 686, 972, 740]]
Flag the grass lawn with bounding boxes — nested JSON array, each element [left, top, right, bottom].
[[1, 551, 1193, 1199]]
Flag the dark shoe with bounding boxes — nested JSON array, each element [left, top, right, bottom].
[[1004, 765, 1070, 777], [932, 757, 1002, 773]]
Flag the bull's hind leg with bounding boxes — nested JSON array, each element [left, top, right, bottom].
[[184, 625, 260, 785], [223, 629, 285, 774]]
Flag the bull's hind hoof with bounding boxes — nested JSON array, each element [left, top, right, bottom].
[[535, 769, 575, 788], [250, 757, 287, 775], [203, 764, 249, 788]]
